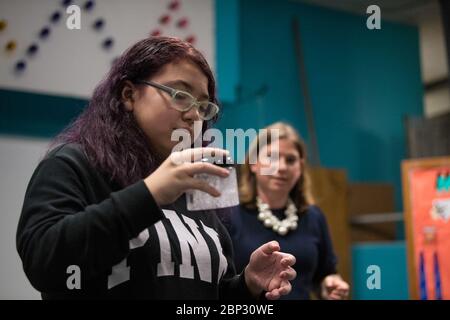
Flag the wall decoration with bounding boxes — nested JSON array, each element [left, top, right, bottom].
[[403, 157, 450, 299], [0, 0, 214, 98]]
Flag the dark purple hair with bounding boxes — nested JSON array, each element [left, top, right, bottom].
[[52, 36, 219, 187]]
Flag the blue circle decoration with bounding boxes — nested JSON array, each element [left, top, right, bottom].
[[84, 0, 95, 11], [50, 11, 61, 24], [102, 37, 114, 49], [93, 18, 105, 30], [27, 43, 39, 56], [15, 60, 27, 71], [39, 27, 51, 39]]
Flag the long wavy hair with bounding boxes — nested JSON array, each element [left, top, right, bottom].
[[51, 37, 218, 187], [239, 122, 314, 213]]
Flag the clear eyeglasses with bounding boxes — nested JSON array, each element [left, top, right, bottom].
[[135, 80, 219, 120]]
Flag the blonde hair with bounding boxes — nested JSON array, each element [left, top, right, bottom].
[[239, 122, 314, 213]]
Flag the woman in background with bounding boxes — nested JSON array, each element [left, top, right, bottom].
[[223, 122, 349, 300]]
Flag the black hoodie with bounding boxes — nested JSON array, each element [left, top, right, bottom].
[[16, 144, 252, 300]]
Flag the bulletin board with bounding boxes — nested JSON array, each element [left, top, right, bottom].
[[402, 157, 450, 300]]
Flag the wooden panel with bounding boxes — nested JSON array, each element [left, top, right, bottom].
[[347, 183, 396, 242]]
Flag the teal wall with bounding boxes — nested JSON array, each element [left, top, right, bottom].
[[214, 0, 422, 299], [216, 0, 240, 103]]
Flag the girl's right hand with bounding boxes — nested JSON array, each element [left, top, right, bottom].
[[144, 148, 230, 206]]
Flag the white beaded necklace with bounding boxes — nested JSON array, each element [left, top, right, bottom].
[[256, 197, 299, 236]]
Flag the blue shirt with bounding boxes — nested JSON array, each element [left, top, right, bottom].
[[221, 205, 337, 299]]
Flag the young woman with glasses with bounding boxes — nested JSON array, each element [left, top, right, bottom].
[[221, 122, 349, 300], [16, 37, 296, 300]]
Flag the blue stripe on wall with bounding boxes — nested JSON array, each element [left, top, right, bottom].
[[0, 89, 87, 138]]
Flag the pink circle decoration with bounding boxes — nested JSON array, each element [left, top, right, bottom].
[[159, 14, 171, 25], [151, 29, 161, 37], [185, 35, 196, 44], [168, 0, 180, 11]]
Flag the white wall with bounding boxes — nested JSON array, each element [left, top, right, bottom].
[[0, 136, 50, 299], [0, 0, 215, 99]]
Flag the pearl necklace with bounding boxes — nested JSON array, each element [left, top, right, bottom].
[[256, 197, 298, 236]]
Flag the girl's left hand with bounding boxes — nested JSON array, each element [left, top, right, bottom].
[[244, 241, 297, 300]]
